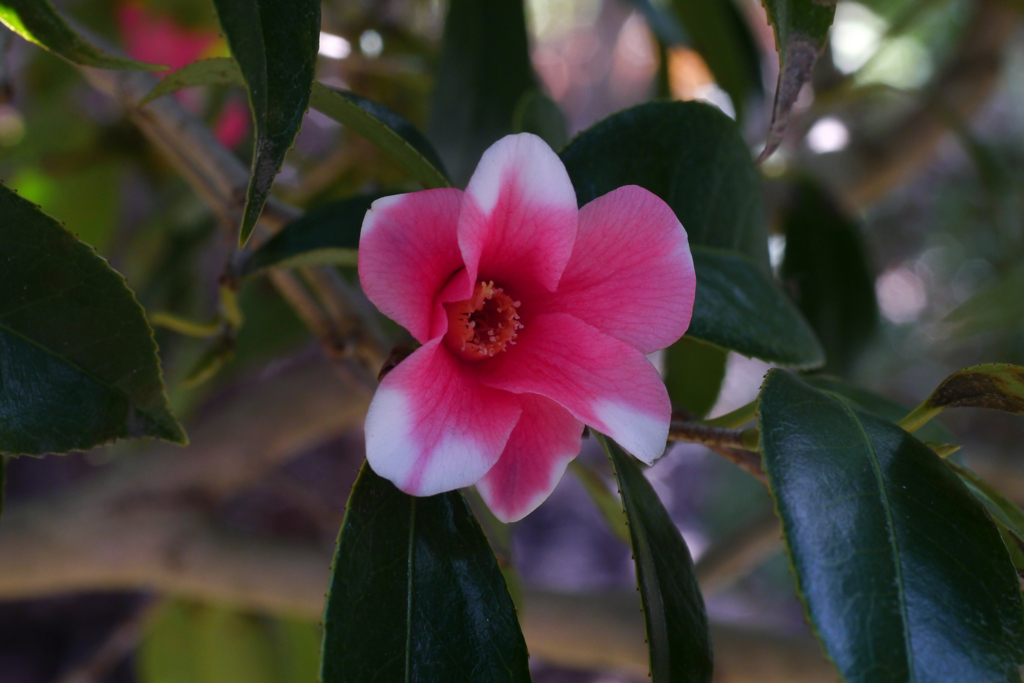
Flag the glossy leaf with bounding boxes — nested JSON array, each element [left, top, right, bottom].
[[667, 0, 763, 121], [561, 100, 769, 267], [665, 336, 728, 418], [781, 180, 878, 375], [597, 434, 713, 682], [0, 0, 163, 70], [321, 462, 530, 682], [138, 601, 320, 683], [140, 59, 449, 190], [234, 194, 385, 278], [759, 0, 837, 161], [308, 85, 450, 189], [804, 375, 956, 445], [210, 0, 320, 246], [428, 0, 538, 185], [689, 247, 825, 368], [759, 369, 1024, 683], [902, 363, 1024, 431], [949, 461, 1024, 548], [0, 184, 185, 456]]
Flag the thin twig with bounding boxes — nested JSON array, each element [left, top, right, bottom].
[[669, 419, 759, 451]]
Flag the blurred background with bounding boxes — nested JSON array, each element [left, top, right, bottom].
[[2, 0, 1024, 681]]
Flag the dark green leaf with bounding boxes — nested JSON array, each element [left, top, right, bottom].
[[138, 58, 244, 105], [428, 0, 538, 185], [949, 461, 1024, 548], [210, 0, 320, 246], [689, 247, 824, 368], [561, 100, 769, 267], [597, 434, 713, 683], [0, 456, 5, 520], [902, 363, 1024, 431], [138, 601, 320, 683], [665, 336, 728, 418], [621, 0, 688, 46], [234, 193, 386, 278], [321, 462, 530, 683], [803, 375, 956, 445], [512, 90, 569, 151], [759, 369, 1024, 683], [0, 0, 163, 70], [759, 0, 837, 161], [140, 59, 449, 190], [0, 184, 184, 456], [666, 0, 763, 121], [781, 179, 878, 375], [308, 86, 450, 189]]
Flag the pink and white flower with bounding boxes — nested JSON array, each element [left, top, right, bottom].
[[358, 133, 696, 522]]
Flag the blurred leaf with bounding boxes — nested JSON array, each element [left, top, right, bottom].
[[141, 59, 449, 190], [759, 0, 837, 161], [621, 0, 688, 46], [570, 460, 631, 545], [597, 434, 713, 682], [428, 0, 538, 185], [689, 247, 825, 368], [803, 375, 956, 445], [138, 601, 320, 683], [210, 0, 320, 246], [0, 456, 5, 520], [561, 100, 769, 267], [139, 57, 243, 105], [759, 369, 1024, 683], [321, 462, 530, 682], [781, 180, 878, 375], [308, 86, 450, 189], [0, 184, 185, 456], [180, 337, 234, 389], [0, 0, 163, 70], [234, 193, 385, 278], [901, 363, 1024, 432], [666, 0, 763, 121], [512, 89, 569, 151], [944, 263, 1024, 339], [665, 336, 728, 417], [949, 461, 1024, 549]]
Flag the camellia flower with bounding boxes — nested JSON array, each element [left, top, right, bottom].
[[359, 134, 696, 522]]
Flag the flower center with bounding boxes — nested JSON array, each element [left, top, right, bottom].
[[444, 280, 522, 360]]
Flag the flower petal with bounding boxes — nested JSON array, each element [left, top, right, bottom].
[[365, 339, 522, 496], [477, 313, 670, 464], [539, 185, 696, 354], [358, 189, 468, 343], [458, 134, 578, 293], [476, 394, 584, 523]]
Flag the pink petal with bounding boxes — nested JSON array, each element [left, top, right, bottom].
[[359, 190, 469, 343], [364, 339, 522, 496], [477, 313, 670, 464], [476, 394, 584, 523], [537, 185, 696, 354], [458, 134, 578, 294]]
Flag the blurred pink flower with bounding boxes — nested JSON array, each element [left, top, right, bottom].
[[117, 1, 217, 71], [212, 98, 251, 150], [359, 133, 696, 521]]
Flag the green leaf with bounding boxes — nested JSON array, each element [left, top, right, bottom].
[[138, 601, 321, 683], [138, 58, 244, 106], [140, 59, 450, 191], [210, 0, 320, 246], [803, 375, 956, 445], [901, 363, 1024, 432], [308, 86, 450, 189], [0, 0, 163, 70], [512, 90, 569, 151], [944, 263, 1024, 339], [688, 247, 825, 368], [781, 180, 878, 375], [596, 435, 713, 682], [234, 193, 384, 278], [561, 100, 769, 268], [665, 336, 728, 418], [569, 460, 631, 545], [0, 184, 185, 456], [428, 0, 538, 185], [759, 369, 1024, 683], [949, 461, 1024, 548], [666, 0, 763, 121], [321, 462, 530, 682], [759, 0, 837, 161]]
